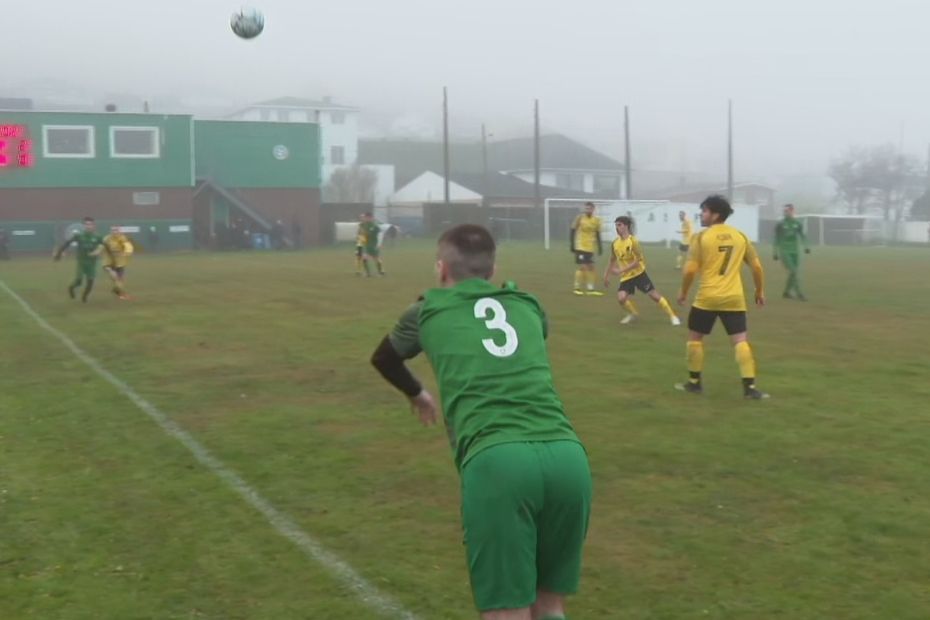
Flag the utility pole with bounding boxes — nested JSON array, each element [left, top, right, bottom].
[[443, 87, 450, 207], [727, 99, 734, 202], [482, 123, 489, 205], [534, 99, 541, 210], [624, 105, 632, 199]]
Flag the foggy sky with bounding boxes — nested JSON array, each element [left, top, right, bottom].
[[8, 0, 930, 183]]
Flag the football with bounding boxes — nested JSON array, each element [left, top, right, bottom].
[[230, 7, 265, 39]]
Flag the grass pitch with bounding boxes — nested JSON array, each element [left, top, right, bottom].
[[1, 242, 928, 619]]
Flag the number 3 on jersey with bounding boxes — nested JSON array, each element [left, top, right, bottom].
[[474, 298, 519, 358]]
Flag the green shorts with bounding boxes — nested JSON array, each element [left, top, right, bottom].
[[460, 440, 592, 612], [364, 246, 380, 258], [74, 260, 98, 280]]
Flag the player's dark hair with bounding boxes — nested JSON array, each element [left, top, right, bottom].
[[362, 212, 372, 217], [614, 215, 634, 231], [83, 216, 95, 223], [700, 195, 734, 221], [438, 224, 496, 281], [584, 201, 595, 208]]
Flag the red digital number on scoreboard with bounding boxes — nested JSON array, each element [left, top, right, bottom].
[[0, 125, 34, 168]]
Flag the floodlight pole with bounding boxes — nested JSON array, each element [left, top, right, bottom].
[[534, 99, 541, 212], [624, 105, 632, 199], [482, 123, 489, 206], [443, 87, 451, 207], [727, 99, 734, 202]]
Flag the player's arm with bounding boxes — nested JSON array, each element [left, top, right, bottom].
[[595, 229, 603, 256], [569, 216, 579, 253], [798, 221, 811, 253], [773, 223, 782, 260], [53, 234, 77, 261], [677, 237, 701, 304], [744, 240, 765, 306], [602, 252, 617, 286], [370, 300, 437, 426]]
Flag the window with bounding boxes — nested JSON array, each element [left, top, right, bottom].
[[593, 175, 620, 195], [259, 108, 271, 121], [555, 173, 584, 191], [330, 111, 346, 125], [133, 191, 161, 205], [277, 109, 291, 122], [43, 125, 94, 158], [110, 127, 160, 158], [331, 145, 345, 165]]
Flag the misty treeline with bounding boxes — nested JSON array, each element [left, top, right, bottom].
[[324, 165, 378, 203], [829, 145, 929, 231]]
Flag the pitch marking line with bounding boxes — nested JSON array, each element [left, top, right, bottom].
[[0, 280, 419, 620]]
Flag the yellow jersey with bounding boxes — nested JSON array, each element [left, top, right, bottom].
[[611, 235, 646, 281], [572, 214, 602, 253], [103, 233, 133, 268], [356, 223, 367, 246], [680, 218, 693, 244], [688, 223, 760, 312]]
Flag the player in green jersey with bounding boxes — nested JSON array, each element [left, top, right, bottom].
[[359, 213, 385, 277], [371, 224, 592, 619], [53, 217, 110, 303], [773, 204, 811, 300]]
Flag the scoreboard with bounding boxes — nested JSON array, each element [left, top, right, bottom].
[[0, 124, 35, 168]]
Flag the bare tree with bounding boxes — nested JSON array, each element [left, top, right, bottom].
[[324, 165, 379, 203], [829, 145, 923, 236]]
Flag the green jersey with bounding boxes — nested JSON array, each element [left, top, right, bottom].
[[389, 279, 580, 471], [360, 221, 380, 250], [67, 231, 106, 262], [774, 217, 807, 252]]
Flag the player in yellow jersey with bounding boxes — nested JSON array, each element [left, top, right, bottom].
[[676, 210, 693, 269], [675, 196, 768, 399], [570, 202, 603, 296], [603, 216, 681, 326], [354, 214, 367, 276], [102, 225, 134, 300]]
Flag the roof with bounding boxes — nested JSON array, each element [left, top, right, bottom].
[[490, 134, 623, 172], [358, 133, 624, 188], [249, 96, 358, 111], [650, 181, 775, 200], [449, 172, 588, 199]]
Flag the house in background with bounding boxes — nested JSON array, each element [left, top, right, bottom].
[[649, 182, 777, 218], [358, 133, 626, 200], [227, 96, 359, 184]]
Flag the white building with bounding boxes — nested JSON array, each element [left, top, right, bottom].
[[227, 96, 359, 183]]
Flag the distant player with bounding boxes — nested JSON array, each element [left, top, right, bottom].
[[102, 225, 134, 300], [53, 217, 110, 303], [773, 203, 811, 300], [570, 202, 603, 296], [354, 214, 367, 276], [676, 210, 693, 269], [603, 216, 681, 326], [371, 224, 592, 619], [676, 195, 768, 399], [359, 213, 385, 277]]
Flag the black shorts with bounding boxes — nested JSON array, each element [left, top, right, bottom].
[[688, 307, 747, 335], [618, 272, 655, 296], [355, 245, 363, 257], [679, 243, 689, 252], [574, 251, 595, 265]]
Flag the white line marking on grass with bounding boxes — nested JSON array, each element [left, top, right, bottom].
[[0, 280, 419, 620]]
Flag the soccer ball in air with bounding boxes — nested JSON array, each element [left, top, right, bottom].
[[231, 7, 265, 39]]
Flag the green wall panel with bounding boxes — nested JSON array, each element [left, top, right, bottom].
[[194, 120, 321, 189]]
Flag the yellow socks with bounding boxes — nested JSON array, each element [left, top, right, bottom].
[[734, 341, 756, 379], [585, 269, 597, 290], [657, 296, 677, 319], [622, 299, 639, 315], [574, 269, 584, 289], [687, 341, 704, 382]]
